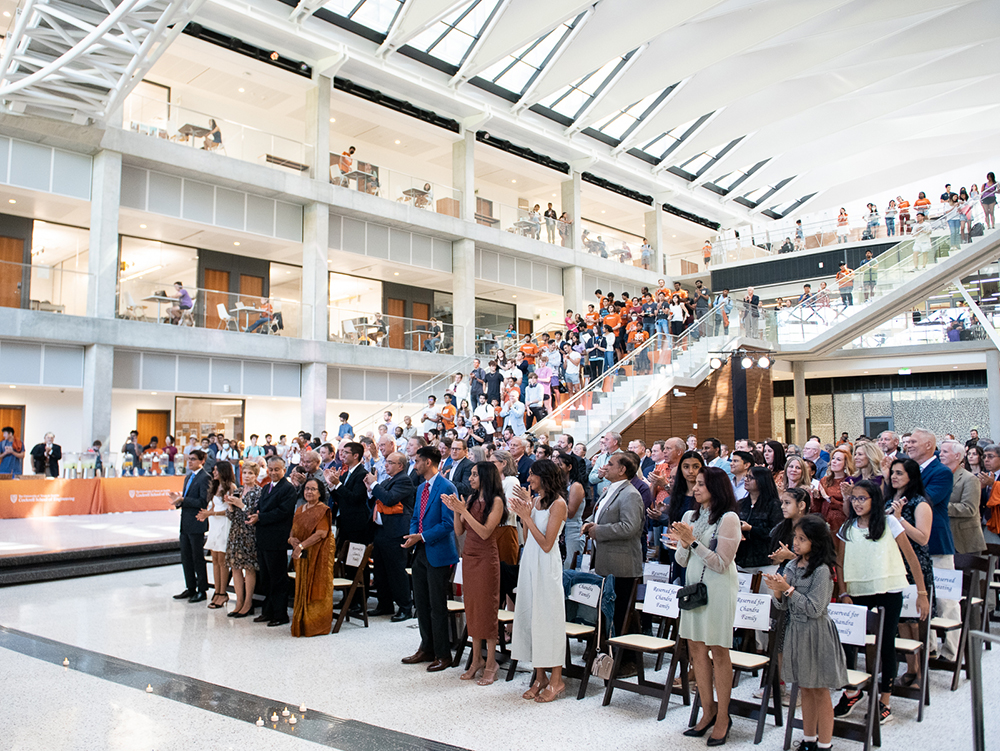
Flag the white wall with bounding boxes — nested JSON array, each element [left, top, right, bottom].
[[8, 387, 84, 454], [244, 397, 301, 442]]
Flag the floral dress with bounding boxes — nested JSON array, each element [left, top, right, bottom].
[[887, 493, 932, 622], [226, 484, 260, 570]]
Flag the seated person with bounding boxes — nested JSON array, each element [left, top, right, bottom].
[[168, 281, 193, 324], [247, 297, 275, 334], [779, 237, 794, 253], [202, 119, 222, 150], [414, 182, 434, 209]]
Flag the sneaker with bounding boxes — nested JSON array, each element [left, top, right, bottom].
[[879, 702, 894, 724], [794, 742, 817, 751], [834, 690, 862, 718]]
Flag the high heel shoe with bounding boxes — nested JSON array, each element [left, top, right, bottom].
[[231, 604, 255, 619], [477, 666, 499, 686], [460, 664, 484, 681], [522, 679, 548, 700], [682, 714, 717, 738], [207, 595, 229, 610], [534, 684, 565, 703], [706, 718, 732, 746]]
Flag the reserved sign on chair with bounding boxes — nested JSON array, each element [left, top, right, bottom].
[[346, 542, 366, 568], [734, 593, 770, 630], [644, 581, 680, 619], [933, 568, 962, 601], [828, 603, 867, 646], [569, 582, 601, 608]]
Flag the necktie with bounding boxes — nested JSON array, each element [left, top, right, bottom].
[[183, 471, 194, 496], [418, 482, 430, 534]]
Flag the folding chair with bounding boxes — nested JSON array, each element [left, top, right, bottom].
[[928, 557, 994, 690], [690, 599, 786, 744], [447, 567, 468, 667], [784, 606, 885, 751], [601, 579, 689, 720], [884, 601, 932, 721], [331, 541, 373, 633]]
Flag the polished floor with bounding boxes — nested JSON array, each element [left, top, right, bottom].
[[1, 564, 998, 750], [0, 510, 177, 557]]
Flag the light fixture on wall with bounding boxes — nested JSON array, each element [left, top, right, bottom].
[[709, 349, 773, 371]]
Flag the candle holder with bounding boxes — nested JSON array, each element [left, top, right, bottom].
[[298, 703, 307, 714], [63, 658, 69, 666], [289, 715, 297, 725]]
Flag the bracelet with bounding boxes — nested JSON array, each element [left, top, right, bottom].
[[918, 591, 927, 596]]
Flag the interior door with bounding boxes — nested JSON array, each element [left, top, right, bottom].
[[518, 318, 533, 337], [204, 269, 230, 330], [239, 274, 263, 300], [136, 410, 171, 446], [387, 298, 405, 349], [0, 236, 24, 309], [865, 417, 892, 438], [0, 405, 25, 439], [411, 301, 430, 351]]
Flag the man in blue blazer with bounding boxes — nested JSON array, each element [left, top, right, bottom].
[[401, 445, 459, 672]]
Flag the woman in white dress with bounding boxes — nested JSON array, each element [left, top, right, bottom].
[[510, 459, 568, 703], [198, 460, 237, 610]]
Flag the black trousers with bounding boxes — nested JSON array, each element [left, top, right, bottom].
[[257, 546, 290, 621], [373, 529, 411, 609], [412, 545, 452, 660], [179, 532, 208, 593], [612, 575, 638, 637], [526, 405, 546, 428]]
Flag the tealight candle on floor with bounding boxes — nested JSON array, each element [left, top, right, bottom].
[[145, 685, 153, 693], [281, 707, 290, 717], [289, 715, 297, 725], [299, 703, 307, 714], [63, 658, 69, 666], [270, 713, 279, 723], [255, 717, 264, 727]]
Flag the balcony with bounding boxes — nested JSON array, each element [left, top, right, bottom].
[[0, 258, 91, 317]]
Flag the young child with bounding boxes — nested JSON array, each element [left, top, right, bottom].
[[833, 480, 929, 725], [769, 488, 811, 573], [765, 515, 847, 751]]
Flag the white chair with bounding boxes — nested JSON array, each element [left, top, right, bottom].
[[124, 291, 147, 321], [343, 319, 359, 343], [217, 303, 236, 331], [179, 293, 196, 327]]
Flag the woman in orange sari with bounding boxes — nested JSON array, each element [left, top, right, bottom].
[[289, 477, 334, 637]]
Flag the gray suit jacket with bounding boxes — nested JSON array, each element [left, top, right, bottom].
[[949, 467, 986, 554], [588, 481, 644, 578]]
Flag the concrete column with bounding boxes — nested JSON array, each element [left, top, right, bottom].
[[793, 361, 808, 447], [452, 238, 475, 357], [987, 350, 1000, 445], [82, 344, 113, 451], [562, 265, 584, 318], [561, 171, 582, 250], [301, 362, 327, 437], [645, 202, 664, 277], [88, 150, 121, 319], [305, 74, 331, 179], [452, 129, 475, 222], [301, 203, 330, 342]]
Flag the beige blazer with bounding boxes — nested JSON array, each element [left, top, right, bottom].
[[949, 467, 986, 554]]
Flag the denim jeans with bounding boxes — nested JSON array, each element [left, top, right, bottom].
[[886, 217, 895, 236], [655, 319, 670, 336], [948, 218, 961, 247]]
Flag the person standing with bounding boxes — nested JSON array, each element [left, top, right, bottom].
[[859, 250, 878, 302], [742, 287, 760, 338], [402, 446, 459, 672], [365, 452, 416, 621], [168, 449, 210, 603], [443, 461, 506, 685], [225, 463, 260, 618], [325, 441, 374, 548], [511, 459, 569, 701], [199, 461, 236, 610], [30, 432, 62, 477], [588, 431, 623, 499], [669, 467, 741, 745], [939, 439, 986, 562], [981, 172, 997, 230], [289, 478, 335, 637], [0, 426, 25, 476], [836, 262, 854, 307], [248, 457, 297, 627], [544, 203, 558, 244]]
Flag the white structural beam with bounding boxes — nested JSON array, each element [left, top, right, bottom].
[[377, 0, 468, 57]]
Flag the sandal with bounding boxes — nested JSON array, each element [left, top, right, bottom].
[[522, 679, 548, 700], [477, 666, 499, 686], [535, 684, 566, 703], [460, 664, 484, 681], [207, 594, 229, 610]]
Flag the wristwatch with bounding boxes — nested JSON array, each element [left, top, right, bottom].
[[690, 540, 699, 550]]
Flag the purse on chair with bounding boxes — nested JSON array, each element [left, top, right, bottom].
[[590, 582, 615, 680]]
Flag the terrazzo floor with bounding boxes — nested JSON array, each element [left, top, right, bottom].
[[0, 510, 177, 556], [1, 564, 998, 750]]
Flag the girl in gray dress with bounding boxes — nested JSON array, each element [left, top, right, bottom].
[[765, 515, 847, 751]]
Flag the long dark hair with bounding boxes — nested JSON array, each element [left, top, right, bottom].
[[965, 445, 984, 473], [668, 450, 705, 525], [771, 487, 811, 550], [529, 459, 564, 510], [747, 466, 780, 505], [840, 479, 887, 542], [692, 466, 738, 525], [554, 449, 586, 487], [208, 460, 236, 497], [889, 458, 925, 501], [794, 514, 837, 579], [765, 440, 786, 473], [472, 460, 506, 525]]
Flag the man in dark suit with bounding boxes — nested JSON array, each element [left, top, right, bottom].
[[402, 446, 459, 672], [168, 449, 210, 602], [365, 451, 416, 621], [325, 441, 373, 545], [404, 436, 426, 482], [443, 438, 473, 499], [29, 432, 62, 477], [247, 456, 297, 626]]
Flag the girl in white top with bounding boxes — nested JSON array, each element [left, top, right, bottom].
[[834, 480, 928, 724], [199, 461, 237, 610]]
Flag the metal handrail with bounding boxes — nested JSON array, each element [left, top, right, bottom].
[[967, 629, 1000, 751]]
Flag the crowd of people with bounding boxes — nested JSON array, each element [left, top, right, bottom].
[[166, 413, 997, 745]]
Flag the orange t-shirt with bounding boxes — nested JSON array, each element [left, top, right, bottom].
[[914, 197, 931, 214], [898, 200, 910, 212], [603, 313, 622, 333], [703, 243, 712, 259], [439, 404, 457, 430], [673, 289, 688, 300], [836, 269, 853, 288], [632, 329, 649, 347], [519, 342, 538, 365], [597, 295, 609, 311], [837, 213, 849, 228], [584, 311, 599, 327], [339, 151, 353, 173], [626, 321, 641, 342]]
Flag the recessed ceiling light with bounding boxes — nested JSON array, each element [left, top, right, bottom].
[[139, 224, 147, 228], [233, 241, 240, 246], [394, 140, 400, 145], [286, 271, 291, 274], [151, 392, 157, 395], [512, 295, 517, 299], [672, 234, 676, 238], [394, 272, 399, 276], [238, 87, 245, 93], [2, 12, 9, 17], [7, 199, 15, 204], [552, 193, 556, 197], [8, 385, 14, 388], [511, 179, 516, 183], [330, 117, 336, 123], [601, 210, 605, 213]]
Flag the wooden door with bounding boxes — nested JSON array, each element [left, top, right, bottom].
[[204, 269, 230, 330], [0, 236, 24, 309], [387, 298, 405, 349], [136, 410, 170, 446], [239, 274, 263, 302], [411, 301, 430, 351], [518, 318, 533, 337], [0, 405, 25, 439]]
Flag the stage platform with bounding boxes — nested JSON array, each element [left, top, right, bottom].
[[0, 510, 179, 586]]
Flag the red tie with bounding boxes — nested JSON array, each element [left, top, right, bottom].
[[418, 483, 430, 534]]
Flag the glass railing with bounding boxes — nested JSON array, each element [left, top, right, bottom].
[[580, 227, 647, 268], [331, 162, 461, 217], [843, 303, 1000, 350], [472, 198, 574, 248], [0, 259, 91, 316], [117, 277, 306, 338], [774, 217, 960, 345], [122, 93, 311, 175], [328, 307, 462, 353]]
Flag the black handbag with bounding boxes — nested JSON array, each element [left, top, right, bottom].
[[676, 519, 719, 611]]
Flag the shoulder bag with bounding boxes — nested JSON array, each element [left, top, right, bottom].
[[676, 517, 721, 611]]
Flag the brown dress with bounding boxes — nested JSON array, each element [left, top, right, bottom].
[[291, 502, 335, 637], [463, 497, 501, 640]]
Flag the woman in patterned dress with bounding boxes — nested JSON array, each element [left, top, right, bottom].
[[224, 462, 260, 617]]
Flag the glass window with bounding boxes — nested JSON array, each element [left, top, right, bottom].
[[475, 299, 515, 337], [329, 271, 383, 340], [175, 397, 245, 443]]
